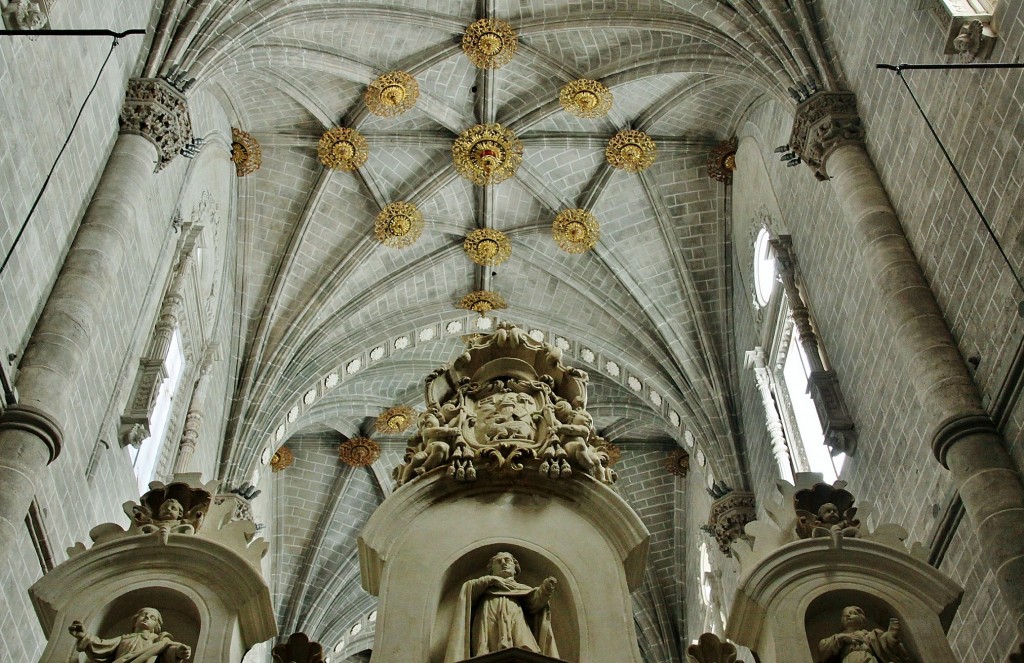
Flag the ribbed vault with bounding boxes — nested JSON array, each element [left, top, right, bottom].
[[141, 1, 840, 659]]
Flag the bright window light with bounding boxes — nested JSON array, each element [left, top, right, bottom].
[[130, 329, 186, 494]]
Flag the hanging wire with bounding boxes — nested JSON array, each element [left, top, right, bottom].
[[0, 37, 121, 278], [878, 62, 1024, 316]]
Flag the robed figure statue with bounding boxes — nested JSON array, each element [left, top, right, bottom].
[[445, 552, 559, 662], [69, 607, 192, 663], [818, 606, 914, 663]]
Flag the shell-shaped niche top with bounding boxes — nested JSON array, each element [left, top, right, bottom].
[[68, 473, 268, 568], [393, 323, 618, 488]]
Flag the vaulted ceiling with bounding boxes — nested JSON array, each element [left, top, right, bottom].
[[144, 0, 837, 657]]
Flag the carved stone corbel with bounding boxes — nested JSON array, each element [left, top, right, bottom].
[[788, 91, 864, 180], [703, 488, 756, 555], [119, 78, 192, 172]]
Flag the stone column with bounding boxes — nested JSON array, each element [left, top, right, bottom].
[[173, 349, 214, 473], [790, 91, 1024, 636], [0, 78, 190, 553], [744, 348, 793, 482]]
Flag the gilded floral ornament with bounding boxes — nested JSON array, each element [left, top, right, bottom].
[[365, 71, 419, 117], [339, 436, 381, 467], [317, 127, 369, 171], [270, 446, 294, 472], [559, 79, 613, 119], [664, 448, 690, 477], [552, 209, 600, 253], [452, 123, 523, 186], [464, 228, 511, 266], [606, 129, 656, 172], [707, 137, 737, 183], [375, 405, 416, 434], [462, 18, 517, 69], [230, 127, 262, 177], [458, 290, 507, 316], [374, 201, 424, 248]]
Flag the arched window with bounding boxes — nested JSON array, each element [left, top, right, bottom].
[[752, 227, 775, 306]]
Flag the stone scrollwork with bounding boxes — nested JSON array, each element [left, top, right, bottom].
[[119, 78, 193, 172], [788, 91, 863, 181], [394, 323, 616, 486]]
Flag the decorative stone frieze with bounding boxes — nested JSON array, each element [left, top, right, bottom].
[[788, 91, 863, 180], [685, 633, 738, 663], [119, 78, 193, 172], [393, 323, 616, 486], [273, 632, 325, 663], [230, 127, 262, 176], [703, 488, 756, 555]]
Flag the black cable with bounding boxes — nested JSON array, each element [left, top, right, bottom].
[[0, 29, 145, 38], [880, 63, 1024, 313], [0, 37, 119, 278]]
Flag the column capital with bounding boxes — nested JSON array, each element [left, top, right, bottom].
[[789, 91, 864, 181], [931, 412, 999, 468], [0, 403, 63, 464], [119, 78, 192, 172]]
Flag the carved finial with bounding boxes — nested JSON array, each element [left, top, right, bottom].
[[272, 632, 324, 663], [686, 633, 738, 663]]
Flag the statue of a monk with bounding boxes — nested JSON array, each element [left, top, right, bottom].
[[445, 552, 558, 663], [818, 606, 914, 663], [69, 607, 192, 663]]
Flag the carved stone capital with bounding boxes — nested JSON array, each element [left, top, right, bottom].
[[704, 489, 756, 555], [789, 91, 864, 180], [0, 403, 63, 463], [119, 78, 192, 172]]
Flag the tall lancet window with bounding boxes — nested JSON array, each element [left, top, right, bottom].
[[130, 328, 186, 494]]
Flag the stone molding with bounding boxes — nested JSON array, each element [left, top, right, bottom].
[[788, 91, 863, 180], [931, 412, 1000, 468], [0, 402, 63, 463], [119, 78, 192, 172]]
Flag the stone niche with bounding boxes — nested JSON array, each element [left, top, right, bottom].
[[30, 474, 276, 662], [361, 324, 649, 663], [726, 476, 963, 663], [360, 470, 648, 663]]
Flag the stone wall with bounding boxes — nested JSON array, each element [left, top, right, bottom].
[[727, 2, 1024, 660]]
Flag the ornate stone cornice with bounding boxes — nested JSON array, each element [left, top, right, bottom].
[[119, 78, 192, 172], [0, 403, 63, 464], [788, 91, 863, 180]]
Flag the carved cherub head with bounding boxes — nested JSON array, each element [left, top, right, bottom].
[[158, 499, 184, 522], [817, 502, 841, 525]]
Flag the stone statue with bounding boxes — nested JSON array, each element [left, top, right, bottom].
[[818, 606, 914, 663], [69, 607, 192, 662], [134, 498, 200, 544], [445, 552, 558, 663]]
